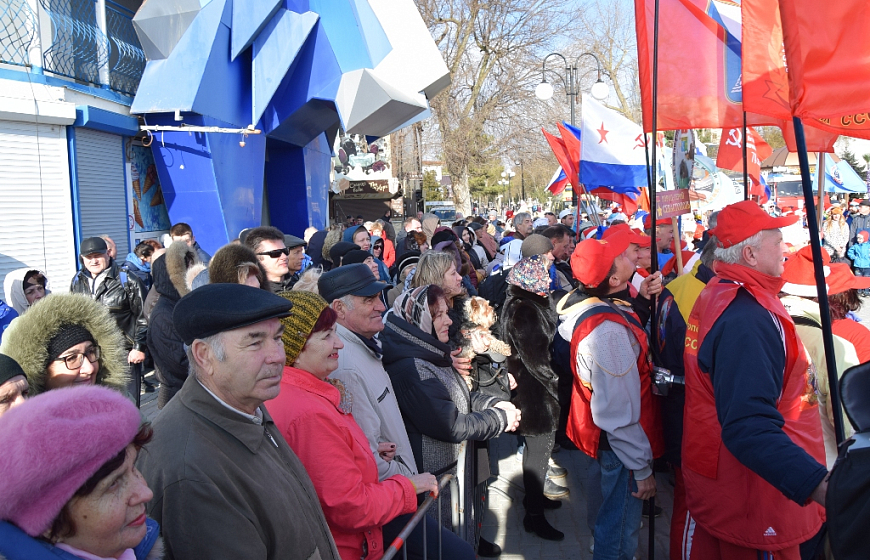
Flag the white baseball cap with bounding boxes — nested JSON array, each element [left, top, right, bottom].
[[559, 208, 574, 219]]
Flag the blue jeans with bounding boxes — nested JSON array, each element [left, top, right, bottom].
[[593, 450, 643, 560]]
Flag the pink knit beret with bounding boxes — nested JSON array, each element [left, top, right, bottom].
[[0, 385, 141, 536]]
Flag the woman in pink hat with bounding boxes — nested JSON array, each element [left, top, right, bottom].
[[0, 385, 162, 560]]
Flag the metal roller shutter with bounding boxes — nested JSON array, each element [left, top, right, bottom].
[[75, 128, 129, 257], [0, 121, 77, 293]]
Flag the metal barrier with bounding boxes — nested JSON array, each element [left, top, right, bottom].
[[382, 474, 454, 560], [383, 440, 483, 560], [0, 0, 37, 67]]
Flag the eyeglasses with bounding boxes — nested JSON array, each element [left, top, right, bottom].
[[55, 345, 101, 371], [256, 247, 290, 258]]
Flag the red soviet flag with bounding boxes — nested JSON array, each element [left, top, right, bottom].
[[716, 127, 772, 181], [742, 0, 870, 144]]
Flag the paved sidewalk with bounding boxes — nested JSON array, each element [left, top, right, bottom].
[[481, 434, 672, 560]]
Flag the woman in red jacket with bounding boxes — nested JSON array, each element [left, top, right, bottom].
[[267, 291, 438, 560]]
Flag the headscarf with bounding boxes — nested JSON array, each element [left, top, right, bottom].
[[3, 268, 51, 315], [507, 255, 551, 297], [392, 286, 434, 336]]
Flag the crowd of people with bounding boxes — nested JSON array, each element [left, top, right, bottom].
[[0, 197, 868, 560]]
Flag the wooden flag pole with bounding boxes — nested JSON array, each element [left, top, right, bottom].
[[671, 217, 683, 275]]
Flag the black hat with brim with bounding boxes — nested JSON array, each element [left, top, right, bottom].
[[318, 263, 391, 303], [173, 283, 292, 345], [79, 237, 108, 256], [284, 235, 306, 249]]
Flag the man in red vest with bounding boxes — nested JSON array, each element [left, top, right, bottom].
[[560, 227, 663, 560], [682, 200, 828, 560]]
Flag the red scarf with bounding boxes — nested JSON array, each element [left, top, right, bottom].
[[712, 261, 785, 296]]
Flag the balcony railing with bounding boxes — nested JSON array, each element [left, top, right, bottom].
[[0, 0, 144, 96], [0, 0, 37, 67]]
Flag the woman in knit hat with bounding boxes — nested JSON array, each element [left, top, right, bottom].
[[0, 385, 162, 560], [0, 353, 28, 417], [0, 293, 127, 396], [266, 291, 438, 560]]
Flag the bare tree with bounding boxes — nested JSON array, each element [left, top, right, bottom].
[[416, 0, 575, 215]]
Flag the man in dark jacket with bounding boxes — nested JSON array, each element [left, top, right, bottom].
[[70, 237, 148, 394], [147, 242, 198, 408], [137, 284, 341, 560]]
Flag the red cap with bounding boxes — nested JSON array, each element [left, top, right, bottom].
[[571, 229, 631, 288], [781, 245, 830, 297], [709, 200, 799, 248], [603, 223, 650, 248], [827, 263, 870, 295], [643, 214, 672, 229]]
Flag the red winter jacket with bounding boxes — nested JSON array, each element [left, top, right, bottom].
[[268, 366, 417, 560]]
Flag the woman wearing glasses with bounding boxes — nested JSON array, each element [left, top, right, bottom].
[[0, 293, 128, 396]]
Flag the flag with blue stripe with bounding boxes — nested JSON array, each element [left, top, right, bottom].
[[580, 94, 649, 189]]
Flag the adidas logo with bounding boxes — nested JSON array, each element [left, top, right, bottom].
[[763, 527, 777, 537]]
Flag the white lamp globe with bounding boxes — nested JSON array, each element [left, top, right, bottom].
[[590, 80, 609, 101], [535, 81, 554, 101]]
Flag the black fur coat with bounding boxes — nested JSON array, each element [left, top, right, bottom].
[[500, 285, 560, 436]]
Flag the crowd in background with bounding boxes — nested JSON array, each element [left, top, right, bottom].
[[1, 196, 869, 560]]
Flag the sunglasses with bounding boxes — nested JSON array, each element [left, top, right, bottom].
[[257, 247, 290, 258]]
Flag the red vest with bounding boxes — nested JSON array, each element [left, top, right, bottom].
[[566, 298, 664, 460], [683, 277, 825, 550]]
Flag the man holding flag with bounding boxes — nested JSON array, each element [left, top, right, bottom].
[[682, 201, 828, 559]]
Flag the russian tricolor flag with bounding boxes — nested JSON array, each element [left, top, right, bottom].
[[546, 167, 570, 195], [580, 94, 648, 189]]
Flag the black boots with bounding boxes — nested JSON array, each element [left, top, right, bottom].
[[477, 537, 502, 557], [523, 513, 565, 541]]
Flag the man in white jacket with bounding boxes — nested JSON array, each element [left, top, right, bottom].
[[318, 264, 478, 559]]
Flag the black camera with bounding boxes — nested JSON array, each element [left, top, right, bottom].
[[652, 366, 684, 397]]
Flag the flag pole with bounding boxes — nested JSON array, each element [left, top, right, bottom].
[[742, 113, 749, 200], [647, 0, 662, 554], [792, 116, 846, 446]]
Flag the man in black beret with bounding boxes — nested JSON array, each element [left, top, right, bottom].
[[137, 283, 340, 560]]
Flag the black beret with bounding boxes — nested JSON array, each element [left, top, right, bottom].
[[0, 354, 26, 386], [173, 284, 292, 345]]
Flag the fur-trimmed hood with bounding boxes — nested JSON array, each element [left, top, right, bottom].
[[3, 268, 51, 315], [0, 293, 128, 396], [164, 241, 198, 298]]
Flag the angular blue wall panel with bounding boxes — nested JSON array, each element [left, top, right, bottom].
[[147, 113, 266, 253], [231, 0, 282, 60], [282, 0, 308, 13], [265, 133, 330, 235], [308, 0, 389, 73], [258, 21, 342, 146], [348, 0, 391, 68], [251, 9, 319, 124]]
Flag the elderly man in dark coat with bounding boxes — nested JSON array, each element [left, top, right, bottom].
[[136, 283, 340, 560]]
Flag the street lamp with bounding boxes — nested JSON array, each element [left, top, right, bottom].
[[535, 52, 610, 125], [536, 52, 609, 216], [501, 170, 516, 206], [515, 160, 525, 203]]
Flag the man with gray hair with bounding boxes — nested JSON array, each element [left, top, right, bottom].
[[318, 264, 477, 559], [137, 283, 340, 560], [511, 212, 533, 241], [680, 200, 828, 558]]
